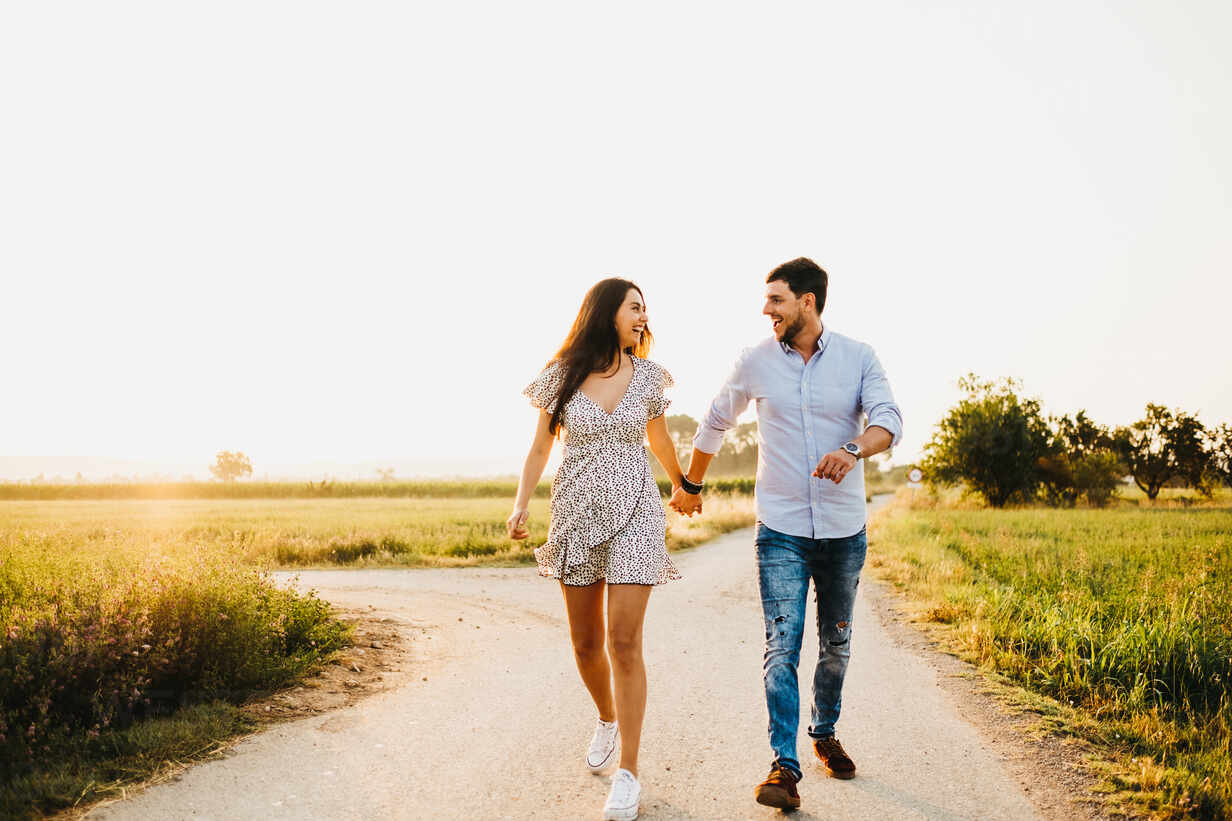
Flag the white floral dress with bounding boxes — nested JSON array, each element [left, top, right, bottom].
[[523, 356, 682, 586]]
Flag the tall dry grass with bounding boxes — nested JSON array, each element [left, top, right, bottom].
[[0, 529, 348, 817]]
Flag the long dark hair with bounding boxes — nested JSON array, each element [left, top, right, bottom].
[[546, 278, 653, 436]]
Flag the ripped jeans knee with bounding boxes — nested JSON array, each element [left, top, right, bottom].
[[763, 610, 804, 668], [818, 618, 853, 665]]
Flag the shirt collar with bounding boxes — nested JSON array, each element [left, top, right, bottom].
[[778, 324, 831, 356]]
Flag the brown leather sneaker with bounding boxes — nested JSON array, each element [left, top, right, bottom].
[[813, 735, 856, 779], [754, 764, 801, 809]]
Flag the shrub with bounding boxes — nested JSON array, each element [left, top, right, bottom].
[[1038, 411, 1122, 507], [921, 375, 1051, 507], [0, 547, 347, 775]]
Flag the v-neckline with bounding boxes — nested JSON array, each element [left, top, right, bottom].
[[577, 358, 637, 416]]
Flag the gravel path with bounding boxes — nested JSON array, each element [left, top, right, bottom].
[[90, 501, 1041, 820]]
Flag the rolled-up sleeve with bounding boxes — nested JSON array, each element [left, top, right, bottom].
[[693, 351, 752, 454], [860, 345, 903, 447]]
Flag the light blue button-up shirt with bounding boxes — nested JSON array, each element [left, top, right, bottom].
[[694, 327, 903, 539]]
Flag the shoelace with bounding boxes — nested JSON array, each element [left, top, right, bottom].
[[608, 771, 638, 805], [590, 722, 618, 753], [769, 767, 796, 784], [816, 737, 845, 758]]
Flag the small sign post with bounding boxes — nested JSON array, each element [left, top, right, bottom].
[[907, 467, 923, 501]]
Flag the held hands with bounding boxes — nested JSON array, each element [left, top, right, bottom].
[[668, 485, 703, 517], [506, 507, 530, 540], [814, 449, 858, 484]]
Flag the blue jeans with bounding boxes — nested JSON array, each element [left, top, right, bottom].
[[756, 521, 867, 781]]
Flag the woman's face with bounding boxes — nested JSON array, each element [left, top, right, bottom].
[[615, 288, 649, 350]]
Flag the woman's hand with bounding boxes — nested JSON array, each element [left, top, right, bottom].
[[507, 507, 530, 540], [669, 485, 702, 517]]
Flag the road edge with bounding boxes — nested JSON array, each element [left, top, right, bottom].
[[862, 504, 1134, 821]]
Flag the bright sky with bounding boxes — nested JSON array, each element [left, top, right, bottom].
[[2, 2, 1229, 480]]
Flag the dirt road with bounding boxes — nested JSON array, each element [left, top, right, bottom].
[[90, 506, 1043, 820]]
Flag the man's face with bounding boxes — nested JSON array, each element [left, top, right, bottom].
[[763, 280, 809, 343]]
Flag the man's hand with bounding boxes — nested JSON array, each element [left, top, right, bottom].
[[506, 507, 530, 539], [669, 486, 703, 517], [814, 450, 858, 484]]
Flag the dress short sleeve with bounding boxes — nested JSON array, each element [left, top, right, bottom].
[[523, 361, 564, 413], [645, 360, 674, 419]]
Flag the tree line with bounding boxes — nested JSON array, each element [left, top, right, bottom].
[[660, 415, 759, 476], [922, 374, 1232, 507]]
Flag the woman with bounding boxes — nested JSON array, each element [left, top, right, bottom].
[[507, 278, 685, 821]]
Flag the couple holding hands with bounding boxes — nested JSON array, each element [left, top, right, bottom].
[[506, 257, 902, 820]]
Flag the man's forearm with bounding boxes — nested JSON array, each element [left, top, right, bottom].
[[685, 448, 716, 485], [854, 425, 894, 459]]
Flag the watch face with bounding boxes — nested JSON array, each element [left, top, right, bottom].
[[844, 443, 859, 456]]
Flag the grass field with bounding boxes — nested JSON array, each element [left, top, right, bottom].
[[0, 493, 756, 570], [868, 491, 1232, 819], [0, 487, 756, 817], [0, 477, 759, 501]]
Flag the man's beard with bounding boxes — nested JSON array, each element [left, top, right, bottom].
[[779, 313, 807, 345]]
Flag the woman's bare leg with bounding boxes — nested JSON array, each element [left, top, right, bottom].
[[606, 583, 653, 776], [561, 580, 616, 722]]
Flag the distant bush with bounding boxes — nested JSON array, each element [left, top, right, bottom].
[[1038, 411, 1122, 507], [655, 477, 754, 496], [921, 375, 1051, 507]]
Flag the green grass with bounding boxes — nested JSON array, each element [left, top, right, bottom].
[[869, 494, 1232, 819]]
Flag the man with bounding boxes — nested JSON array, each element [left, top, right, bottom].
[[670, 257, 902, 810]]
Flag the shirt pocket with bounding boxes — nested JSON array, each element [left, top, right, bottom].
[[819, 374, 861, 418]]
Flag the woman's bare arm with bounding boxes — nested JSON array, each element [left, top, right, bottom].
[[646, 413, 684, 490], [507, 410, 555, 539]]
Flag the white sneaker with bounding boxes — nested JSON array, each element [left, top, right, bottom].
[[602, 768, 640, 820], [586, 719, 620, 773]]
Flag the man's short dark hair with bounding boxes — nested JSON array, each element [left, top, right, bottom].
[[767, 257, 828, 314]]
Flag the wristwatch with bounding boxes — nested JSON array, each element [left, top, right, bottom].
[[842, 442, 862, 459]]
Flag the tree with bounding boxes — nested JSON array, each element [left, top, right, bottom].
[[1208, 424, 1232, 489], [921, 374, 1051, 507], [1113, 405, 1212, 500], [661, 414, 759, 477], [1038, 410, 1121, 507], [664, 414, 698, 460], [209, 451, 253, 482], [376, 467, 395, 482], [1171, 410, 1214, 496]]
